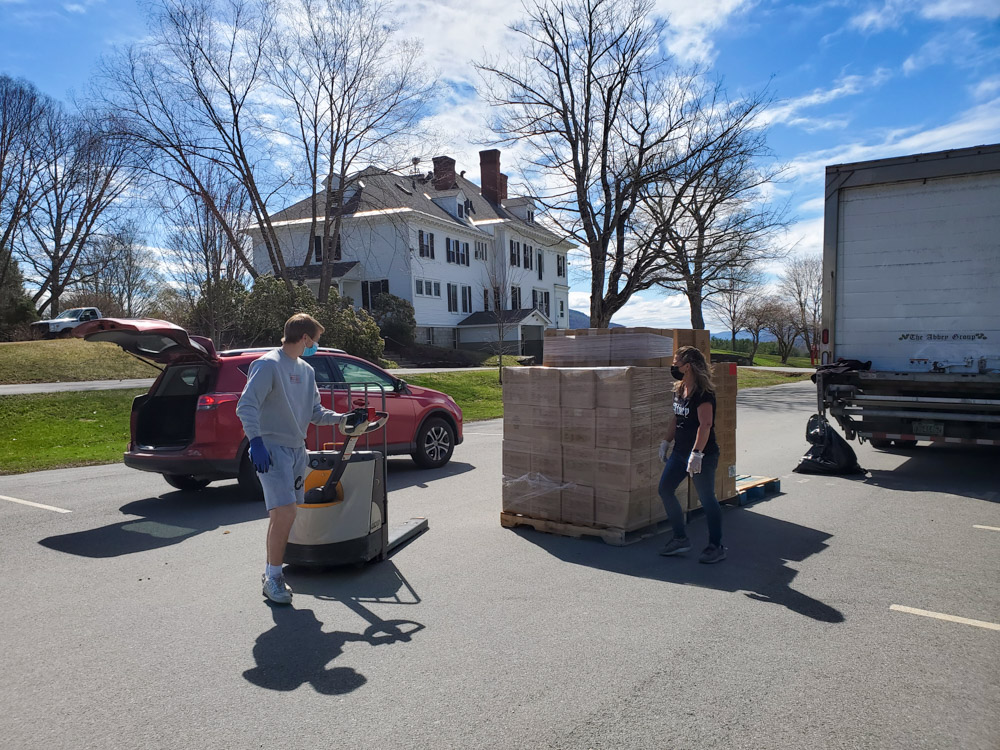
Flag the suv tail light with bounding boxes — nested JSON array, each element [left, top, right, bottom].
[[822, 328, 829, 345], [197, 393, 239, 410]]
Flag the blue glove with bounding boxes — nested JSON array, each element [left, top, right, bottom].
[[249, 437, 271, 473]]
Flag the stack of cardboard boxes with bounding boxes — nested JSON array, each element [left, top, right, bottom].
[[502, 365, 676, 531]]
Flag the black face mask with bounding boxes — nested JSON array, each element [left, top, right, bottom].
[[670, 365, 684, 380]]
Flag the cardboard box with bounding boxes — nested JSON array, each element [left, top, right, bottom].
[[502, 366, 560, 406], [595, 367, 656, 410], [559, 368, 597, 409], [563, 446, 597, 487], [595, 407, 651, 450], [670, 329, 711, 362], [561, 407, 596, 448], [595, 487, 651, 530], [542, 329, 611, 367], [501, 475, 532, 515], [561, 485, 595, 525], [530, 445, 563, 481], [610, 327, 673, 367], [503, 404, 561, 445], [502, 440, 532, 478]]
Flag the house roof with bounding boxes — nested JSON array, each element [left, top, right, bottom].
[[268, 166, 569, 248], [457, 308, 550, 327], [285, 261, 360, 281]]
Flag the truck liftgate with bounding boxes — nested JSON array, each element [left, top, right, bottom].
[[818, 370, 1000, 448]]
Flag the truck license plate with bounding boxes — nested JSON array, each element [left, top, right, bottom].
[[912, 421, 944, 436]]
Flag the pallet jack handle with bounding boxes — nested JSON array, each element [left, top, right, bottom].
[[304, 409, 389, 503]]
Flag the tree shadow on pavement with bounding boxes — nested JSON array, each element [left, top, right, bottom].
[[863, 444, 1000, 503], [515, 506, 845, 623], [38, 482, 261, 558], [243, 562, 424, 694]]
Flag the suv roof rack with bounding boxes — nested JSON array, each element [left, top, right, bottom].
[[218, 346, 346, 357]]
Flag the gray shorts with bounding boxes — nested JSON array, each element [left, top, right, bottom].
[[257, 443, 309, 512]]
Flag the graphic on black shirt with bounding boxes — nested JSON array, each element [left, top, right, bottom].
[[673, 388, 718, 455]]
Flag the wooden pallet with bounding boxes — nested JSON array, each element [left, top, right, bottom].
[[500, 512, 673, 546], [723, 475, 781, 507]]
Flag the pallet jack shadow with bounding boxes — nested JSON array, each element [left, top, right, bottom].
[[244, 562, 426, 694]]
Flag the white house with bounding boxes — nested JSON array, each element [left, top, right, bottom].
[[250, 150, 574, 357]]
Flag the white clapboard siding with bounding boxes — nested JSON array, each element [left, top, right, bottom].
[[835, 171, 1000, 372]]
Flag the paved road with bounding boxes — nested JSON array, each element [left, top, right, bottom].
[[1, 381, 997, 749], [0, 365, 810, 395]]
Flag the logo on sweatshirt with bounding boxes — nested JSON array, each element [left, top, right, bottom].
[[289, 374, 301, 384]]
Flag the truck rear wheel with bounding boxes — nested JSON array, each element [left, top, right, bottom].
[[869, 438, 892, 449], [893, 439, 918, 448]]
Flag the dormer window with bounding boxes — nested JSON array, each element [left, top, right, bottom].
[[527, 210, 534, 223], [458, 203, 464, 219]]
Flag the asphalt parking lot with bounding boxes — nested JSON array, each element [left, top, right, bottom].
[[1, 380, 997, 750]]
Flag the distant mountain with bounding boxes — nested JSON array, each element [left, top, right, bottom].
[[567, 309, 624, 329]]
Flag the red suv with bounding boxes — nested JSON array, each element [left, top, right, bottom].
[[76, 318, 463, 494]]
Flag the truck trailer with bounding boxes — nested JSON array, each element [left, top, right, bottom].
[[817, 143, 1000, 449]]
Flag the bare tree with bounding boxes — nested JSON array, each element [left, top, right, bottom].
[[77, 221, 162, 317], [638, 89, 789, 329], [272, 0, 433, 302], [761, 297, 800, 365], [99, 0, 287, 288], [16, 107, 137, 316], [477, 0, 715, 328], [704, 264, 765, 352], [479, 245, 532, 383], [779, 253, 822, 356], [163, 167, 251, 345], [740, 295, 771, 365], [0, 76, 46, 293]]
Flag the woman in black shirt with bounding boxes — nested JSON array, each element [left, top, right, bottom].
[[656, 346, 726, 563]]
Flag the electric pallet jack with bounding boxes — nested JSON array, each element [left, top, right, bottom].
[[284, 407, 428, 567]]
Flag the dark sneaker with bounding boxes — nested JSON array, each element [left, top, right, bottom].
[[262, 573, 293, 604], [699, 544, 727, 564], [659, 537, 691, 556]]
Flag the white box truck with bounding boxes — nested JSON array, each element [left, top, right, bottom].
[[817, 143, 1000, 448]]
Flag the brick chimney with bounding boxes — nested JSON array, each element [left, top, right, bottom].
[[480, 149, 502, 204], [432, 155, 457, 190], [498, 172, 508, 202]]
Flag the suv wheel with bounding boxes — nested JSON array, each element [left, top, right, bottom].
[[163, 474, 211, 491], [412, 417, 455, 469], [238, 450, 264, 501]]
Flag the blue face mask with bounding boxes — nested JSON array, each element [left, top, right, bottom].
[[303, 341, 318, 357]]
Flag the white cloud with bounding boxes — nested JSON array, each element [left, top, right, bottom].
[[64, 3, 86, 12], [786, 96, 1000, 183], [653, 0, 756, 63], [767, 68, 892, 129], [849, 0, 1000, 33], [972, 75, 1000, 100], [610, 292, 692, 328], [902, 29, 998, 76]]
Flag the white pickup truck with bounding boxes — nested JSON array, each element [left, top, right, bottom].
[[31, 307, 103, 338], [817, 143, 1000, 448]]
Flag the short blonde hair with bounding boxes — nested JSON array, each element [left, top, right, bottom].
[[282, 313, 324, 344]]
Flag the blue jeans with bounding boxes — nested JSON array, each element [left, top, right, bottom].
[[657, 448, 722, 546]]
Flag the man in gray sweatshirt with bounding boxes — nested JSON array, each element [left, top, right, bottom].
[[236, 313, 346, 604]]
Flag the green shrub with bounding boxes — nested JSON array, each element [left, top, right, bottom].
[[370, 292, 416, 347]]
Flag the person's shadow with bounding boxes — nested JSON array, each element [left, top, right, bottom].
[[243, 562, 425, 694], [515, 504, 845, 623]]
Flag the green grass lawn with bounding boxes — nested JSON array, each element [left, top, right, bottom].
[[0, 368, 811, 475], [0, 389, 144, 474], [711, 348, 814, 368], [0, 338, 157, 384]]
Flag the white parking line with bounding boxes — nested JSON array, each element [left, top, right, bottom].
[[973, 525, 1000, 532], [890, 605, 1000, 631], [0, 494, 72, 514]]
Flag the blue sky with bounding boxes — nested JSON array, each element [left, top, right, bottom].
[[2, 0, 999, 329]]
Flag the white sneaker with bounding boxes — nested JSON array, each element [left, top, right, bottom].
[[262, 573, 292, 604]]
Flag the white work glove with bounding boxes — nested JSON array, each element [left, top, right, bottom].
[[659, 440, 673, 463], [687, 450, 704, 475]]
